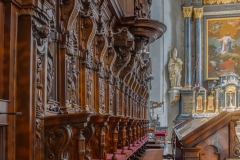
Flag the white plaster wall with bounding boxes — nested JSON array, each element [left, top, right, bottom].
[[150, 0, 182, 140]]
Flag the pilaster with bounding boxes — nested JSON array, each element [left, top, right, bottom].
[[182, 6, 193, 89]]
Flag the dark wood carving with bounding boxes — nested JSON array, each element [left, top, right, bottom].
[[106, 116, 122, 153], [88, 114, 110, 159], [126, 118, 134, 150], [45, 125, 72, 160], [32, 19, 50, 139], [83, 124, 95, 160], [118, 117, 129, 154], [1, 0, 166, 159], [135, 0, 152, 18]]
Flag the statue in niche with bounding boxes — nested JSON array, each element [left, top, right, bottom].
[[168, 47, 183, 88]]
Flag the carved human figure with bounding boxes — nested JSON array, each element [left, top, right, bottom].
[[168, 48, 183, 88]]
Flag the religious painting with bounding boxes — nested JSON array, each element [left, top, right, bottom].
[[196, 95, 203, 111], [207, 95, 214, 111], [205, 16, 240, 79]]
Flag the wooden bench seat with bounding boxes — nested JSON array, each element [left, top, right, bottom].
[[103, 136, 149, 160]]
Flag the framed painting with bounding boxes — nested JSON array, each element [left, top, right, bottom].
[[205, 16, 240, 80]]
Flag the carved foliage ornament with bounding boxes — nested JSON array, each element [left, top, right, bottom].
[[81, 17, 96, 69], [203, 0, 240, 4], [60, 0, 81, 32], [32, 20, 50, 139], [66, 55, 79, 106], [109, 86, 115, 115], [47, 30, 60, 113], [47, 46, 54, 99], [135, 0, 152, 18], [193, 8, 203, 19], [182, 6, 193, 18], [83, 125, 95, 160], [86, 70, 95, 112], [36, 55, 44, 139], [45, 126, 72, 160], [99, 80, 106, 114]]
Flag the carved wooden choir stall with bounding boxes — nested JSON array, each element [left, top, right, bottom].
[[0, 0, 166, 159]]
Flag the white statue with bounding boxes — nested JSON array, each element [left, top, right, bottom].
[[168, 47, 183, 88]]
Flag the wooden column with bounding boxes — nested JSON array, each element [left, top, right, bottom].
[[106, 116, 122, 153], [127, 118, 134, 150], [88, 114, 110, 159], [118, 117, 129, 154]]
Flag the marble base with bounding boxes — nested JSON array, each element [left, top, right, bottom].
[[175, 89, 194, 122], [168, 87, 182, 107], [192, 113, 218, 118]]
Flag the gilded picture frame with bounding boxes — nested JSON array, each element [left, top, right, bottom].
[[205, 15, 240, 80]]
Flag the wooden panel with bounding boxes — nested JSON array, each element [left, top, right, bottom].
[[200, 145, 219, 160], [0, 124, 8, 160], [182, 148, 201, 160], [0, 1, 4, 98], [0, 100, 9, 160]]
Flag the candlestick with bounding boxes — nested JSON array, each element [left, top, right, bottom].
[[215, 89, 219, 113], [204, 89, 207, 100], [192, 90, 196, 114], [204, 89, 207, 113]]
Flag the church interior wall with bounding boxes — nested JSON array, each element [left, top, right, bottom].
[[150, 0, 182, 140], [150, 0, 240, 141]]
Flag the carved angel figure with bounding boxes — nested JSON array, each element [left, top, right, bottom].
[[168, 48, 183, 88]]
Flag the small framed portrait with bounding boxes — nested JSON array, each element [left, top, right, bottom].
[[205, 16, 240, 79]]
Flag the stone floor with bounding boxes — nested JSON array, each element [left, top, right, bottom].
[[142, 141, 173, 160], [142, 149, 163, 160], [163, 142, 173, 159]]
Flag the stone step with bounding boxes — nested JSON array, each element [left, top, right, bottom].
[[146, 144, 164, 149], [147, 139, 155, 144]]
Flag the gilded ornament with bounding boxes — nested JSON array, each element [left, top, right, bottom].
[[194, 8, 203, 19], [203, 0, 240, 4], [182, 6, 193, 18]]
